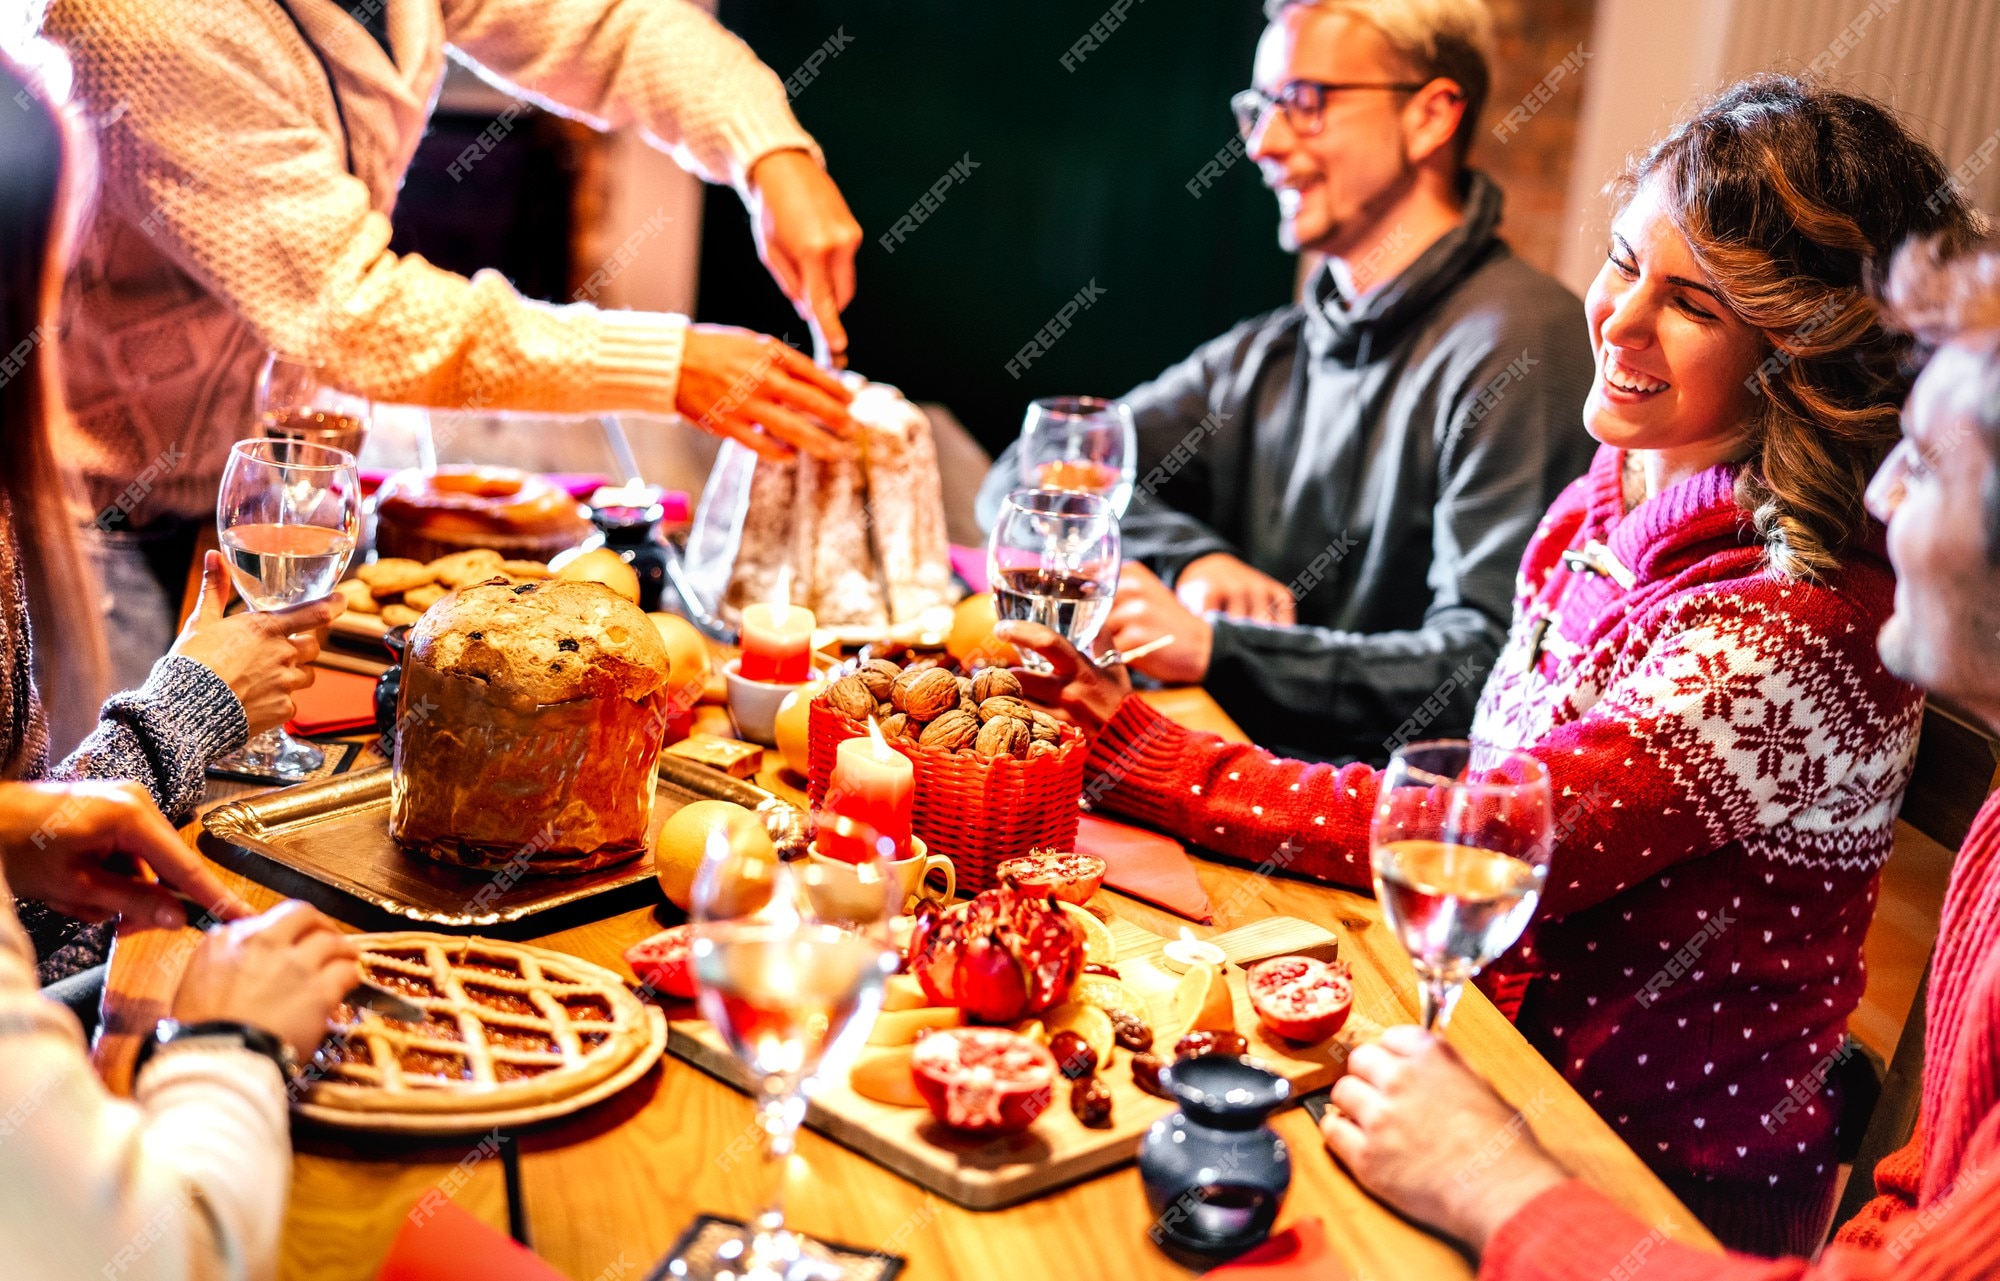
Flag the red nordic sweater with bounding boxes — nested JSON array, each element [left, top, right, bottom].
[[1481, 790, 2000, 1280], [1086, 448, 1921, 1222]]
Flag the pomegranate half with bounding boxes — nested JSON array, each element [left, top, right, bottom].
[[1246, 956, 1353, 1043], [909, 1027, 1058, 1135]]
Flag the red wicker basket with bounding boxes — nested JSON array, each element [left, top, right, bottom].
[[807, 699, 1087, 895]]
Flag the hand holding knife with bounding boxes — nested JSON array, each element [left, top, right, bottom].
[[163, 888, 423, 1023]]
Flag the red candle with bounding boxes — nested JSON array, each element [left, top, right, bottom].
[[819, 724, 914, 863], [738, 602, 816, 683]]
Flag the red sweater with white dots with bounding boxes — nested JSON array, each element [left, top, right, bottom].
[[1087, 447, 1921, 1249]]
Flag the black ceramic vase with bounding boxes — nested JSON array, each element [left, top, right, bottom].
[[1137, 1055, 1292, 1259]]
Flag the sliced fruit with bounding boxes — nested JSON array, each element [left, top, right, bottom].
[[1012, 1019, 1047, 1045], [623, 924, 696, 1000], [1069, 973, 1151, 1024], [866, 1005, 963, 1047], [1042, 1001, 1116, 1071], [848, 1044, 924, 1107], [910, 1027, 1057, 1135], [881, 973, 931, 1012], [1167, 962, 1237, 1044], [1247, 956, 1353, 1044], [907, 884, 1085, 1024], [998, 851, 1108, 905], [1057, 902, 1117, 966]]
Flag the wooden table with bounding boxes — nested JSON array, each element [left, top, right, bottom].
[[101, 686, 1716, 1280]]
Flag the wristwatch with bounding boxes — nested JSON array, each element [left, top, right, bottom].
[[133, 1019, 298, 1082]]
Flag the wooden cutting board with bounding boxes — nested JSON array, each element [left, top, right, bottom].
[[667, 913, 1377, 1210]]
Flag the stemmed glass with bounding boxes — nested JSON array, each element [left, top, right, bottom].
[[256, 353, 372, 460], [1017, 396, 1137, 516], [986, 488, 1121, 661], [1368, 741, 1552, 1030], [684, 819, 898, 1280], [209, 438, 361, 782]]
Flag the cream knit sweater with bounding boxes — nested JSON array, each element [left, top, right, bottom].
[[40, 0, 822, 522]]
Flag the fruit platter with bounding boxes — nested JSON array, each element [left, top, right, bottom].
[[630, 873, 1369, 1210]]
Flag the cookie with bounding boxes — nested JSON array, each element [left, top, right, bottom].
[[357, 558, 433, 596], [381, 603, 423, 628], [336, 578, 381, 614], [404, 583, 448, 611], [427, 548, 507, 588], [499, 559, 554, 580]]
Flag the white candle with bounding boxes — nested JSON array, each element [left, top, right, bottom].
[[1160, 928, 1227, 974]]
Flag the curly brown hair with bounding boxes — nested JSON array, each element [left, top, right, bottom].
[[1620, 75, 1985, 580]]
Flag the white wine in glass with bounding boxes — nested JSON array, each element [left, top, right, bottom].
[[1369, 741, 1551, 1030], [987, 488, 1120, 659], [1017, 396, 1137, 516], [257, 352, 371, 459]]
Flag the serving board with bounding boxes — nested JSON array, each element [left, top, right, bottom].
[[200, 757, 778, 928], [667, 913, 1374, 1210]]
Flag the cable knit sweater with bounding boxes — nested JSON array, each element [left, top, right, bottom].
[[1482, 789, 2000, 1280], [39, 0, 822, 523], [1086, 446, 1921, 1252], [0, 497, 249, 980]]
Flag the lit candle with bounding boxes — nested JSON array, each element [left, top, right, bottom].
[[1160, 927, 1228, 974], [819, 720, 915, 863], [738, 602, 816, 683]]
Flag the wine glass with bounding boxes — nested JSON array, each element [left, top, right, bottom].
[[257, 352, 372, 460], [986, 488, 1120, 661], [209, 438, 361, 782], [683, 817, 898, 1280], [1368, 741, 1552, 1030], [1017, 396, 1137, 516]]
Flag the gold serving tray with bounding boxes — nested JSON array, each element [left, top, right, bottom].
[[201, 756, 780, 928]]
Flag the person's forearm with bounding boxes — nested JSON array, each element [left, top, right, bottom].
[[51, 658, 247, 821]]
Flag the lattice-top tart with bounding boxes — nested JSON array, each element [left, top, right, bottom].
[[301, 933, 657, 1118]]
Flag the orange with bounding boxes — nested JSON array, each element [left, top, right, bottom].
[[1166, 962, 1236, 1043], [648, 612, 713, 711], [553, 546, 641, 605], [774, 680, 825, 777], [652, 799, 775, 913], [946, 592, 1019, 668]]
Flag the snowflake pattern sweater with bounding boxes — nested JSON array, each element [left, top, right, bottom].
[[1086, 447, 1921, 1247]]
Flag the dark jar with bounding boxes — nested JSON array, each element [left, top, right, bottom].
[[588, 485, 681, 614], [1137, 1055, 1292, 1259]]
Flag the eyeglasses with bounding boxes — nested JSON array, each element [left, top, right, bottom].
[[1230, 78, 1434, 139]]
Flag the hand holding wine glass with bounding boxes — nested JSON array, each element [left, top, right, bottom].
[[987, 489, 1121, 664], [1369, 741, 1552, 1030]]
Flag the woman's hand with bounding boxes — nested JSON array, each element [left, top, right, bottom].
[[170, 551, 345, 736], [1177, 552, 1296, 625], [172, 899, 360, 1063], [745, 149, 863, 367], [1321, 1025, 1570, 1251], [994, 621, 1133, 736], [678, 324, 856, 461], [0, 780, 252, 927]]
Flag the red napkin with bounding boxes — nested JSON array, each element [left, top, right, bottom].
[[286, 667, 380, 735], [1076, 814, 1212, 923], [1206, 1219, 1343, 1280], [950, 543, 990, 594], [376, 1202, 565, 1281]]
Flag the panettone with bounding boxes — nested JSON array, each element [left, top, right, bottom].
[[390, 579, 671, 873]]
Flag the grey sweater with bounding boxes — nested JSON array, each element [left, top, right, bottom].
[[980, 174, 1596, 761], [1, 505, 248, 981]]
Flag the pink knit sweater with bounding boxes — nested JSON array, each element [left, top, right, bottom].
[[1086, 447, 1921, 1248]]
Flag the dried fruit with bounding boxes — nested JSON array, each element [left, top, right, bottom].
[[1071, 1076, 1113, 1128], [1173, 1029, 1250, 1060], [1131, 1052, 1171, 1098], [902, 668, 962, 723], [879, 713, 911, 741], [858, 659, 901, 700], [972, 668, 1023, 703], [1083, 962, 1121, 978], [906, 878, 1086, 1024], [1107, 1007, 1154, 1052], [997, 851, 1107, 905], [976, 716, 1031, 759], [910, 1027, 1057, 1135], [978, 695, 1035, 724], [1247, 956, 1353, 1043], [1048, 1029, 1098, 1079], [825, 675, 877, 721], [1029, 711, 1062, 744], [918, 708, 980, 751]]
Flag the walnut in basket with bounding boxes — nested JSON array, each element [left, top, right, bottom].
[[976, 716, 1031, 759], [900, 669, 961, 723], [919, 708, 981, 750], [825, 675, 878, 721]]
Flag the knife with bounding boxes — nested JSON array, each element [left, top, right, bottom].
[[163, 889, 424, 1023]]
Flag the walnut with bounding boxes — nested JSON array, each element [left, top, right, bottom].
[[825, 675, 877, 721], [902, 668, 962, 723], [858, 659, 902, 700], [1030, 710, 1062, 744], [956, 675, 975, 702], [889, 667, 925, 712], [879, 713, 911, 741], [977, 716, 1031, 759], [960, 695, 979, 714], [978, 695, 1035, 724], [972, 668, 1023, 703], [919, 708, 981, 750], [878, 701, 895, 718], [1028, 739, 1057, 759]]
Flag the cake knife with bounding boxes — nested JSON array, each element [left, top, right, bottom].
[[163, 890, 424, 1023]]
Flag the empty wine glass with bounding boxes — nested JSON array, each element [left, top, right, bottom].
[[256, 353, 372, 460], [987, 488, 1120, 660], [1369, 741, 1552, 1030], [682, 818, 898, 1280], [209, 438, 360, 782], [1017, 396, 1136, 516]]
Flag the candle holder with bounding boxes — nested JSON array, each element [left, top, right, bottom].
[[807, 836, 955, 917], [723, 657, 824, 746], [1159, 935, 1229, 975]]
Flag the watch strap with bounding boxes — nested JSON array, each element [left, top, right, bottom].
[[135, 1018, 295, 1082]]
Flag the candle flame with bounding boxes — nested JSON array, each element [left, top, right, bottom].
[[771, 565, 793, 612], [1177, 926, 1196, 944], [867, 716, 893, 761]]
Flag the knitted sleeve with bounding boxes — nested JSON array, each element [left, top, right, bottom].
[[50, 0, 690, 419], [440, 0, 823, 194], [1083, 580, 1917, 914], [50, 657, 248, 822]]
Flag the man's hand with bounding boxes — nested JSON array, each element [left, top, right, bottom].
[[677, 325, 856, 460], [1321, 1025, 1570, 1251], [746, 149, 862, 367], [172, 900, 361, 1064], [994, 621, 1133, 736], [1105, 561, 1213, 684], [0, 780, 253, 928], [1177, 552, 1296, 625], [171, 552, 344, 735]]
